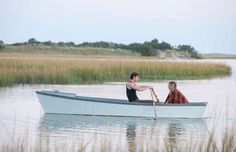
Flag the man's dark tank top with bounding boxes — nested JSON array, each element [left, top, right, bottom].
[[126, 85, 138, 102]]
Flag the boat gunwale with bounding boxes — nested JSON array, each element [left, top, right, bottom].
[[36, 90, 207, 107], [42, 113, 207, 119]]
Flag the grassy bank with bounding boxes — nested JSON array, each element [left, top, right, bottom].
[[202, 54, 236, 59], [0, 53, 231, 87], [0, 45, 139, 56]]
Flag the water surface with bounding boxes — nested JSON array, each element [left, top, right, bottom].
[[0, 59, 235, 151]]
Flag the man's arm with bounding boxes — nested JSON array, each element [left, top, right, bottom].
[[139, 85, 153, 91], [127, 83, 152, 91]]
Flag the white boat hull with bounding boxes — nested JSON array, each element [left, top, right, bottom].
[[36, 90, 207, 118]]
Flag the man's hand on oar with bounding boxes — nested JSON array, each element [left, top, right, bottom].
[[150, 88, 158, 120]]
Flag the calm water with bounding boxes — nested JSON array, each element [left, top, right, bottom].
[[0, 59, 235, 151]]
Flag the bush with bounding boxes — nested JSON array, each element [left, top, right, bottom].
[[0, 40, 5, 50]]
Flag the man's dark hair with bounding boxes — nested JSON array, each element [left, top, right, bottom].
[[130, 72, 139, 79], [169, 81, 177, 88]]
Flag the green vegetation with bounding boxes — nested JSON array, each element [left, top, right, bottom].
[[0, 38, 202, 58], [0, 45, 138, 56], [78, 38, 201, 58], [0, 53, 231, 87], [0, 40, 5, 50]]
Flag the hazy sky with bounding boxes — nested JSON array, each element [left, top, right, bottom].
[[0, 0, 236, 54]]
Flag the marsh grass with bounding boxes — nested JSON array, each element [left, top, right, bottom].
[[0, 53, 231, 87], [0, 122, 235, 152], [1, 107, 235, 152]]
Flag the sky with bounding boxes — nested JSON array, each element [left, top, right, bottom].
[[0, 0, 236, 54]]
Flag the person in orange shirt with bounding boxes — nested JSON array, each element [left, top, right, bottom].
[[164, 81, 189, 104]]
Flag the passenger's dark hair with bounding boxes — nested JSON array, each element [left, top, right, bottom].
[[169, 81, 177, 88], [130, 72, 139, 79]]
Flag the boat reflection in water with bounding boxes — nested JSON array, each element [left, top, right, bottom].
[[38, 114, 207, 151]]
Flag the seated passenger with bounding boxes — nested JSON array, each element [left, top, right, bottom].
[[164, 81, 189, 104]]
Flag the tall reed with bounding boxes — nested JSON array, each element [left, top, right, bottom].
[[0, 54, 231, 87], [0, 123, 235, 152]]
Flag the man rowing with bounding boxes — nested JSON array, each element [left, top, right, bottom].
[[126, 72, 153, 102]]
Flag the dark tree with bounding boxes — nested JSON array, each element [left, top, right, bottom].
[[177, 45, 201, 59], [149, 38, 159, 49], [128, 43, 155, 56], [28, 38, 39, 45], [58, 42, 65, 46], [177, 45, 195, 52], [0, 40, 5, 50], [66, 42, 75, 46], [43, 41, 53, 46], [158, 41, 172, 50]]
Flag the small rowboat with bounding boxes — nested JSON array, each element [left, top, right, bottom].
[[36, 90, 207, 118]]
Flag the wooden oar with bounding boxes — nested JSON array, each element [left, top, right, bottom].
[[151, 88, 159, 102], [150, 89, 158, 120]]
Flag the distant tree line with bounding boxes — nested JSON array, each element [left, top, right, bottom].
[[78, 38, 201, 58], [10, 38, 76, 47], [0, 38, 201, 58]]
